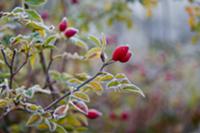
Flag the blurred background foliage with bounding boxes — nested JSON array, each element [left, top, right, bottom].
[[0, 0, 200, 133]]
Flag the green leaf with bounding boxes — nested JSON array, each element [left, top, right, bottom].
[[101, 33, 107, 50], [70, 100, 88, 114], [45, 119, 57, 132], [100, 73, 114, 81], [12, 7, 24, 13], [0, 72, 10, 79], [26, 9, 43, 22], [30, 53, 36, 68], [43, 35, 57, 46], [24, 89, 34, 98], [67, 78, 82, 85], [107, 80, 120, 88], [88, 35, 101, 47], [26, 21, 49, 31], [122, 84, 145, 97], [71, 37, 88, 50], [53, 105, 69, 120], [25, 0, 47, 6], [56, 124, 68, 133], [26, 114, 42, 126], [89, 81, 104, 93], [115, 73, 126, 79], [75, 113, 88, 126], [85, 47, 102, 60], [0, 99, 8, 108], [73, 92, 90, 102], [25, 103, 41, 112], [74, 73, 90, 81]]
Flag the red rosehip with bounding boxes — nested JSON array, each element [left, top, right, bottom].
[[64, 28, 78, 38], [109, 112, 117, 120], [41, 11, 49, 20], [59, 17, 68, 32], [112, 45, 132, 63], [120, 111, 129, 121], [86, 109, 102, 119], [70, 0, 79, 4]]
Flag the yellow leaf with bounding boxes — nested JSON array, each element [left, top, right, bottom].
[[89, 81, 104, 93], [26, 114, 42, 126], [85, 47, 102, 60], [0, 99, 8, 108], [73, 92, 90, 102]]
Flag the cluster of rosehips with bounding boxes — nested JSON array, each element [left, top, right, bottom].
[[59, 17, 78, 38], [109, 111, 130, 121]]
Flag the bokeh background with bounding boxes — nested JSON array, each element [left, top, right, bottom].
[[1, 0, 200, 133]]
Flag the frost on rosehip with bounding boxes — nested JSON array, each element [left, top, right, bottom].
[[112, 45, 132, 63], [59, 17, 68, 32], [64, 28, 78, 38], [86, 109, 102, 119]]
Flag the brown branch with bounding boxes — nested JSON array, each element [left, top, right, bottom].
[[13, 52, 30, 75], [44, 60, 114, 111], [8, 50, 17, 89], [1, 49, 11, 68]]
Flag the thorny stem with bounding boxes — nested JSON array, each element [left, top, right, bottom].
[[44, 60, 114, 111]]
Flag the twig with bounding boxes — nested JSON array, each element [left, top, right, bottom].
[[1, 49, 11, 68], [44, 60, 114, 111], [9, 50, 16, 89], [13, 52, 30, 75], [39, 50, 56, 101]]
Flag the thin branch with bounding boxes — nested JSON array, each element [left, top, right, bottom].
[[44, 60, 113, 111], [1, 49, 11, 68], [9, 50, 16, 89], [39, 50, 56, 101], [13, 52, 30, 75]]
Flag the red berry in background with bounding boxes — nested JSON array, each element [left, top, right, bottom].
[[70, 0, 79, 4], [109, 112, 117, 120], [112, 45, 132, 63], [86, 109, 102, 119], [120, 111, 129, 121], [41, 11, 49, 20], [64, 28, 78, 38], [59, 17, 68, 32]]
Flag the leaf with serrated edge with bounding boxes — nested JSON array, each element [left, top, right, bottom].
[[88, 35, 101, 47], [0, 99, 8, 108], [107, 80, 120, 88], [122, 84, 145, 97], [73, 92, 90, 102], [45, 119, 57, 132], [26, 9, 43, 22], [115, 73, 126, 79], [70, 100, 88, 114], [100, 74, 114, 81], [53, 105, 69, 119], [26, 114, 42, 126], [85, 47, 102, 59], [89, 81, 104, 92]]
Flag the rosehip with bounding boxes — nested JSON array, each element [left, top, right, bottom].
[[109, 112, 117, 120], [59, 17, 68, 32], [86, 109, 102, 119], [64, 28, 78, 38], [112, 45, 132, 63], [70, 0, 79, 4], [120, 111, 129, 121], [41, 11, 49, 20]]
